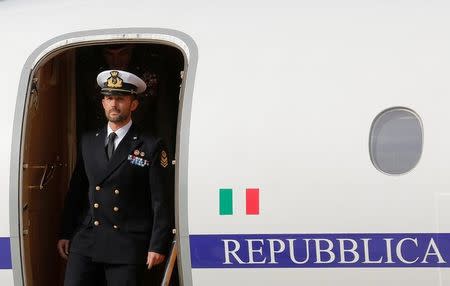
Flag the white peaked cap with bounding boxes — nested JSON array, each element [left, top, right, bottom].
[[97, 70, 147, 95]]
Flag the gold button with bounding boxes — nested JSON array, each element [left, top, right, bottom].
[[114, 189, 120, 195], [113, 225, 118, 229], [95, 186, 101, 191], [94, 220, 99, 226], [94, 203, 99, 208], [113, 207, 119, 212]]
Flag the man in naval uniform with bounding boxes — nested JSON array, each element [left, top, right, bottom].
[[57, 70, 172, 286]]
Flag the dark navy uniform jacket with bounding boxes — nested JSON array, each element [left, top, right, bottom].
[[60, 124, 172, 264]]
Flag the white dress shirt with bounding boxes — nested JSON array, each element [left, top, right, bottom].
[[106, 119, 132, 149]]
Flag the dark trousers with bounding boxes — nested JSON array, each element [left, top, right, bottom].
[[64, 252, 145, 286]]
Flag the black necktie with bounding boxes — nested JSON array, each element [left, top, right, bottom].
[[107, 132, 117, 160]]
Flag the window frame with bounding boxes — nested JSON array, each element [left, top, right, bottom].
[[369, 106, 424, 176]]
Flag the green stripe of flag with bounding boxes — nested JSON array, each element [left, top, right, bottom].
[[219, 188, 233, 215]]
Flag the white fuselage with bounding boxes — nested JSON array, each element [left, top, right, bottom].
[[2, 1, 450, 285]]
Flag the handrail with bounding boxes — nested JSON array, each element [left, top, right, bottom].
[[23, 162, 65, 190], [161, 229, 177, 286]]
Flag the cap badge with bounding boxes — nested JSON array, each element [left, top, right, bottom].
[[160, 150, 168, 168], [106, 71, 123, 88]]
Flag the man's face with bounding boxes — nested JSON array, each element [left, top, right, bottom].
[[102, 94, 139, 123]]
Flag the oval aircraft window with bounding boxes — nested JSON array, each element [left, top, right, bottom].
[[370, 108, 423, 175]]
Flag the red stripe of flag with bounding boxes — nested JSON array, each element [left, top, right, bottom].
[[246, 188, 260, 215]]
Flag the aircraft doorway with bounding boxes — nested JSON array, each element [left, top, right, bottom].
[[19, 42, 184, 286]]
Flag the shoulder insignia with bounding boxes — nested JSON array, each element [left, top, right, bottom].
[[160, 150, 168, 168]]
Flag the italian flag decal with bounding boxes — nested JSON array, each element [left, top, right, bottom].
[[219, 188, 260, 215]]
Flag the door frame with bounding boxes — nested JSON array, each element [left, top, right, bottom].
[[10, 28, 198, 286]]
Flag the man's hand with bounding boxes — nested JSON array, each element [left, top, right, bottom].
[[57, 239, 70, 260], [147, 252, 165, 269]]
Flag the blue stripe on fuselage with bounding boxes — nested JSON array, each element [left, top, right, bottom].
[[190, 233, 450, 268], [0, 238, 11, 269]]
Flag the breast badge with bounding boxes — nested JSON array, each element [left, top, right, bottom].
[[128, 150, 150, 167]]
